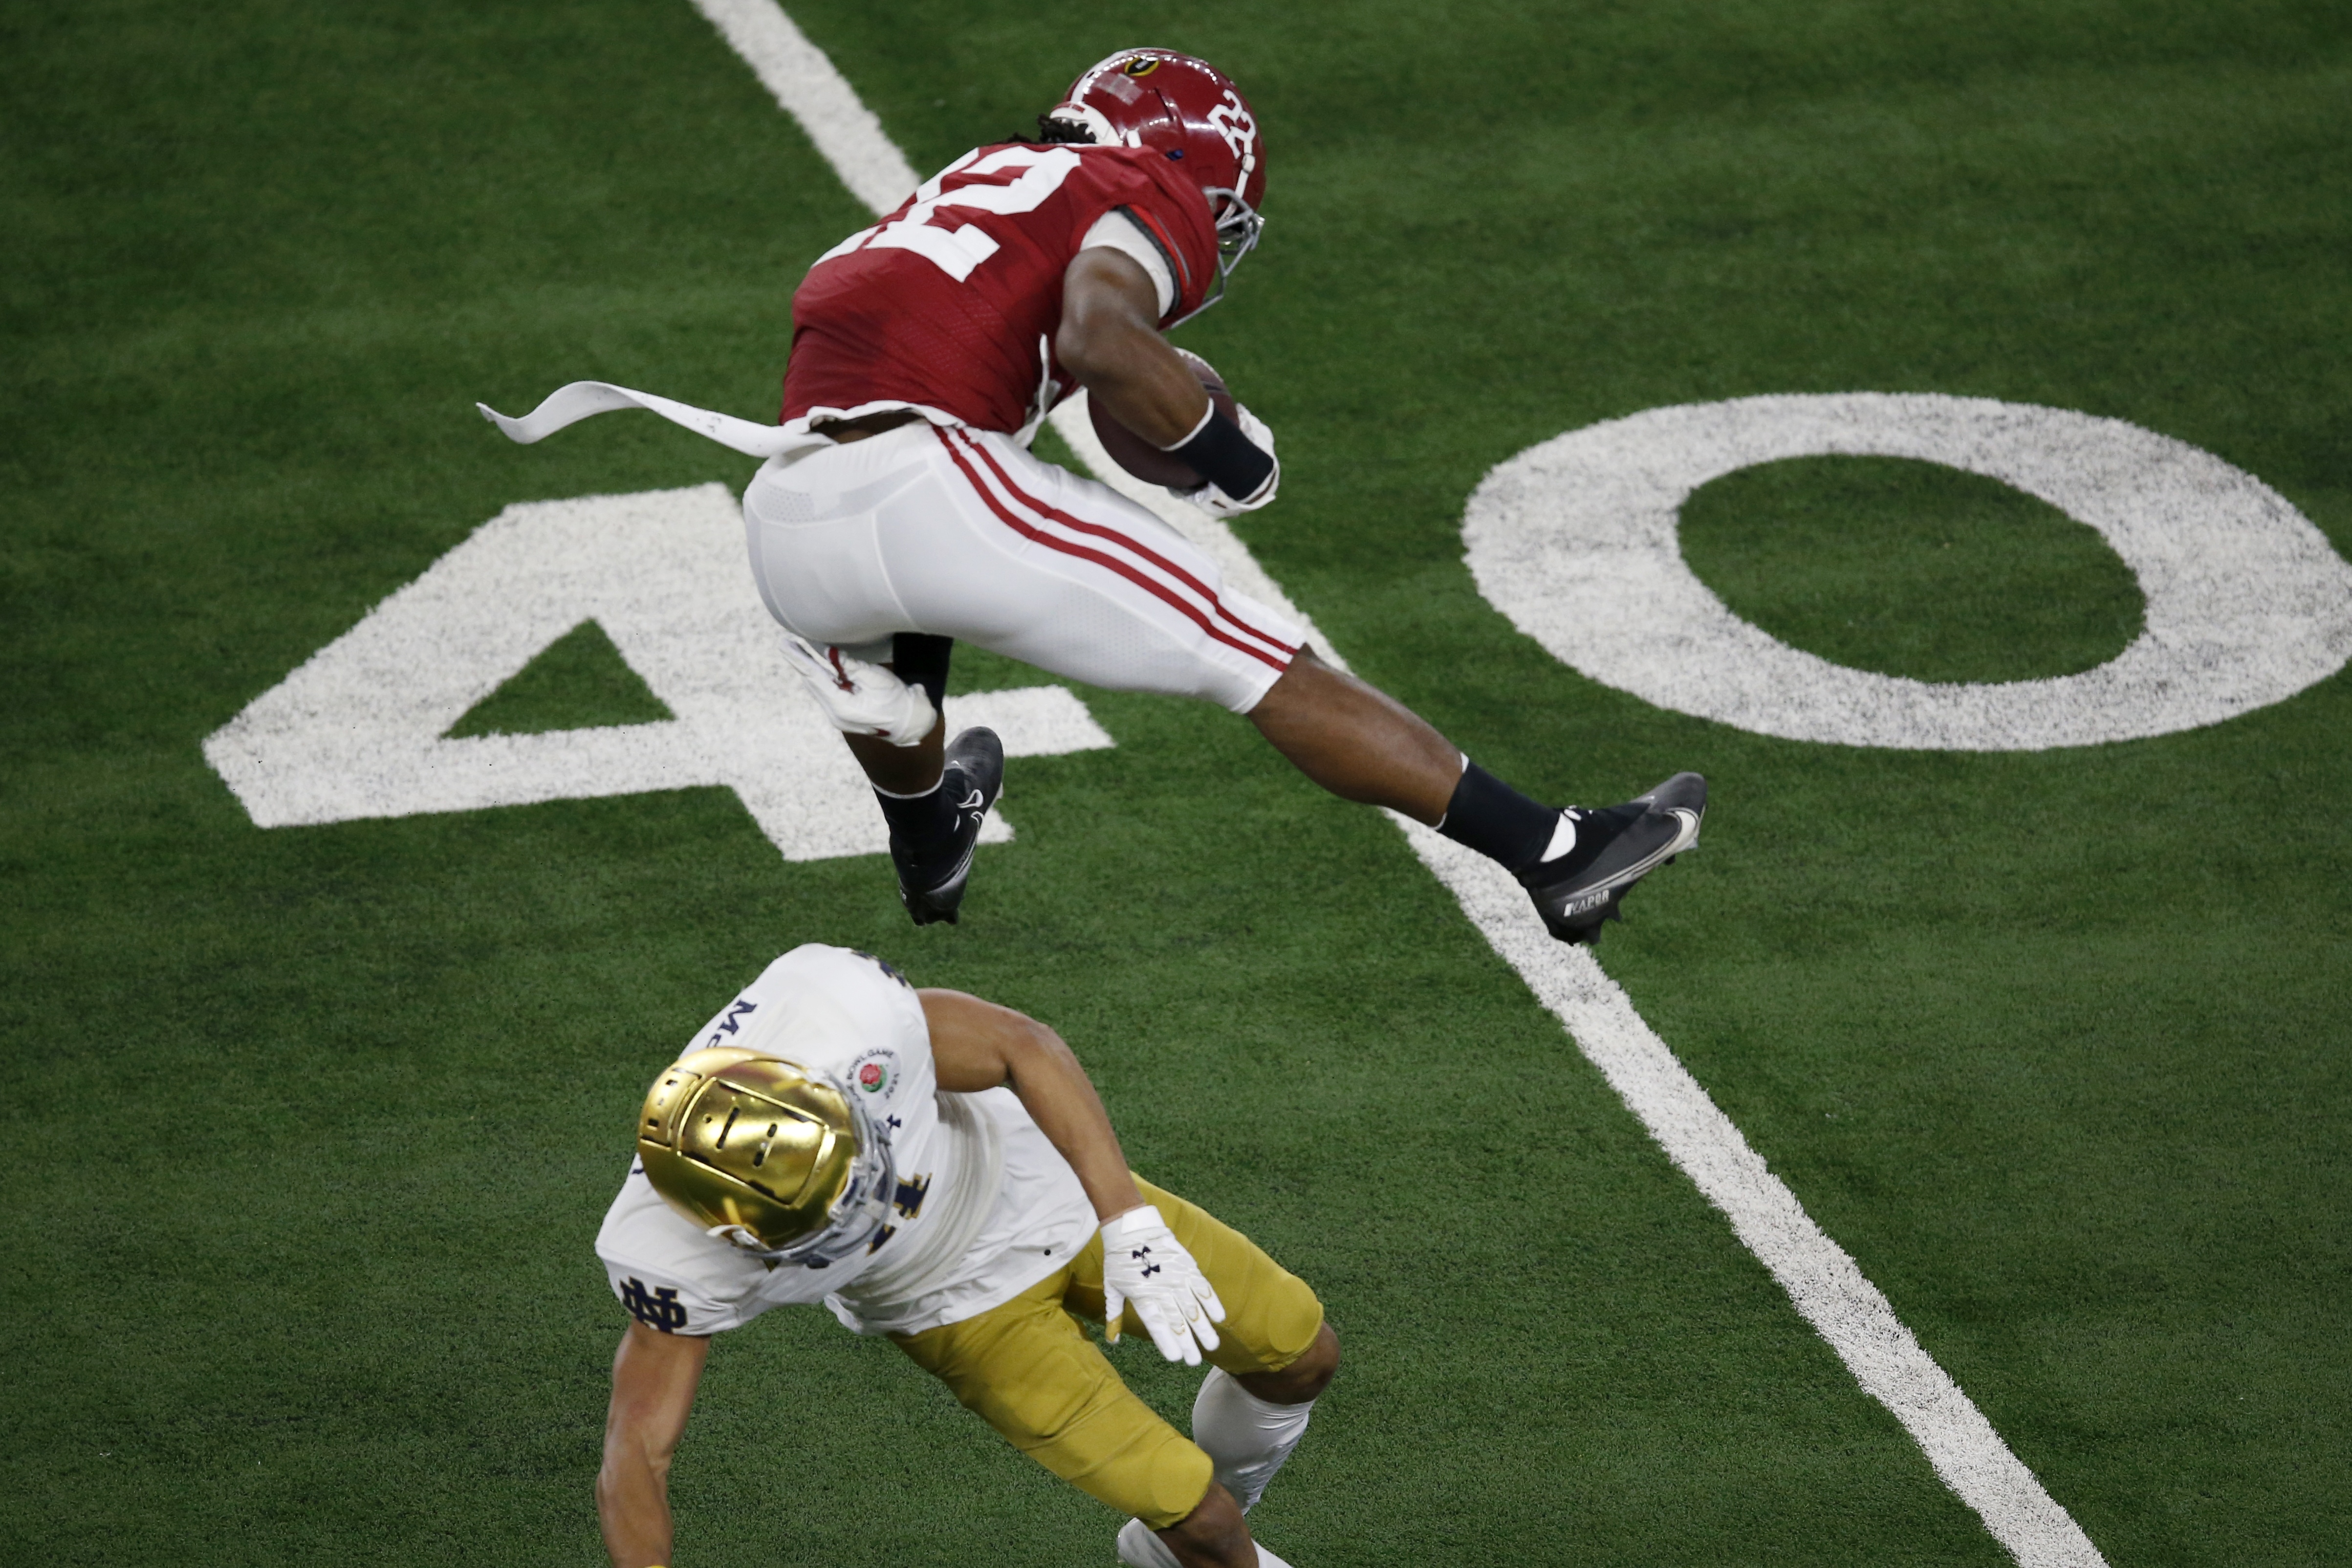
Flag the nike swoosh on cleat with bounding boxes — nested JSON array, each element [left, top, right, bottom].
[[923, 841, 978, 897]]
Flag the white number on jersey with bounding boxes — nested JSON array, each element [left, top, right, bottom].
[[816, 146, 1084, 283]]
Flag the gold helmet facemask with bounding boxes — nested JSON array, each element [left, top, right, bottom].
[[635, 1047, 896, 1264]]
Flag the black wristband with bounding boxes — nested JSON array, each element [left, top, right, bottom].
[[1166, 410, 1276, 501]]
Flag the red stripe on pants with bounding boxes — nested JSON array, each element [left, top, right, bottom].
[[949, 429, 1300, 663], [933, 428, 1295, 675]]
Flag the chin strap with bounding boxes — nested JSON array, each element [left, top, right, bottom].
[[704, 1222, 779, 1256]]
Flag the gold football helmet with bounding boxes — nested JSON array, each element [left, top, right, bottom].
[[636, 1046, 895, 1263]]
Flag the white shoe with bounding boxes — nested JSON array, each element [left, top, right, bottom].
[[1115, 1518, 1184, 1568]]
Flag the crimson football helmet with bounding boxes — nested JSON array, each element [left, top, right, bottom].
[[1045, 49, 1266, 320]]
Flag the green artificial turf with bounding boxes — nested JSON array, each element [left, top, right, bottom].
[[448, 620, 676, 738], [3, 1, 2347, 1565], [1677, 456, 2146, 683]]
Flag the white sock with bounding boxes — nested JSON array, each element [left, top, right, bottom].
[[1115, 1518, 1183, 1568], [1116, 1517, 1297, 1568], [870, 774, 943, 801], [1191, 1367, 1316, 1514]]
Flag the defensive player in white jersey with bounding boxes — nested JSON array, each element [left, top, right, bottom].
[[484, 49, 1704, 945], [596, 944, 1334, 1568]]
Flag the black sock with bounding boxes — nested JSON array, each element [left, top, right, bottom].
[[891, 632, 954, 714], [1436, 762, 1560, 874], [872, 636, 958, 867], [875, 777, 959, 864], [876, 634, 961, 866]]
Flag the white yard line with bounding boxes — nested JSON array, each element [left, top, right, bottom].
[[686, 0, 918, 216], [689, 6, 2108, 1562]]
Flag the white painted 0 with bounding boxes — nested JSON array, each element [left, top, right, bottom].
[[1465, 393, 2352, 750], [201, 484, 1111, 860]]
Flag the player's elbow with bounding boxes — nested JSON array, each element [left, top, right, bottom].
[[600, 1423, 677, 1489], [1059, 248, 1159, 371], [1053, 311, 1122, 386], [597, 1422, 679, 1534], [1002, 1014, 1081, 1086]]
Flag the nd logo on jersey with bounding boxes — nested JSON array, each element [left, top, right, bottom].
[[892, 1173, 932, 1220], [619, 1277, 689, 1334]]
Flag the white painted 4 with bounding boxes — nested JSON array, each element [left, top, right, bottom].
[[201, 483, 1111, 860]]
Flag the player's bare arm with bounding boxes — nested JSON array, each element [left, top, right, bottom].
[[1057, 249, 1213, 448], [597, 1320, 709, 1568], [922, 985, 1146, 1221]]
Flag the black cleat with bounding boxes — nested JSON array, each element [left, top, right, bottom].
[[1518, 772, 1706, 944], [894, 727, 1004, 927]]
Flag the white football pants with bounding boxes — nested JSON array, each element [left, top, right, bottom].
[[741, 421, 1304, 714]]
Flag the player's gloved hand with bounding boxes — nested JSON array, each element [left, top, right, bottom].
[[1099, 1204, 1225, 1365], [777, 632, 938, 746], [1170, 405, 1280, 519]]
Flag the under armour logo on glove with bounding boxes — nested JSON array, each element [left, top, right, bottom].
[[1099, 1205, 1225, 1366]]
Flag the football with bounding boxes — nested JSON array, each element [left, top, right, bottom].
[[1088, 348, 1238, 488]]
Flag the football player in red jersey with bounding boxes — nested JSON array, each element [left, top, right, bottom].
[[487, 50, 1704, 943]]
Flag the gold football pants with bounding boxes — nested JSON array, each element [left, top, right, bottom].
[[892, 1176, 1323, 1529]]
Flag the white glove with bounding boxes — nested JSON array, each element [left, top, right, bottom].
[[1099, 1205, 1225, 1365], [777, 632, 937, 746], [1169, 405, 1280, 519]]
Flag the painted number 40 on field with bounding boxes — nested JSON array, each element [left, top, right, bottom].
[[198, 8, 2352, 1567], [202, 392, 2352, 860]]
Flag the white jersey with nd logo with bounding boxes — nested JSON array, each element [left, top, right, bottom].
[[595, 944, 1096, 1338]]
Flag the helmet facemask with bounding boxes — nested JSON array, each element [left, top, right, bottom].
[[636, 1047, 896, 1265], [1166, 185, 1265, 327]]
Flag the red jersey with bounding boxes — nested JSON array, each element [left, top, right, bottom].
[[782, 144, 1221, 434]]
